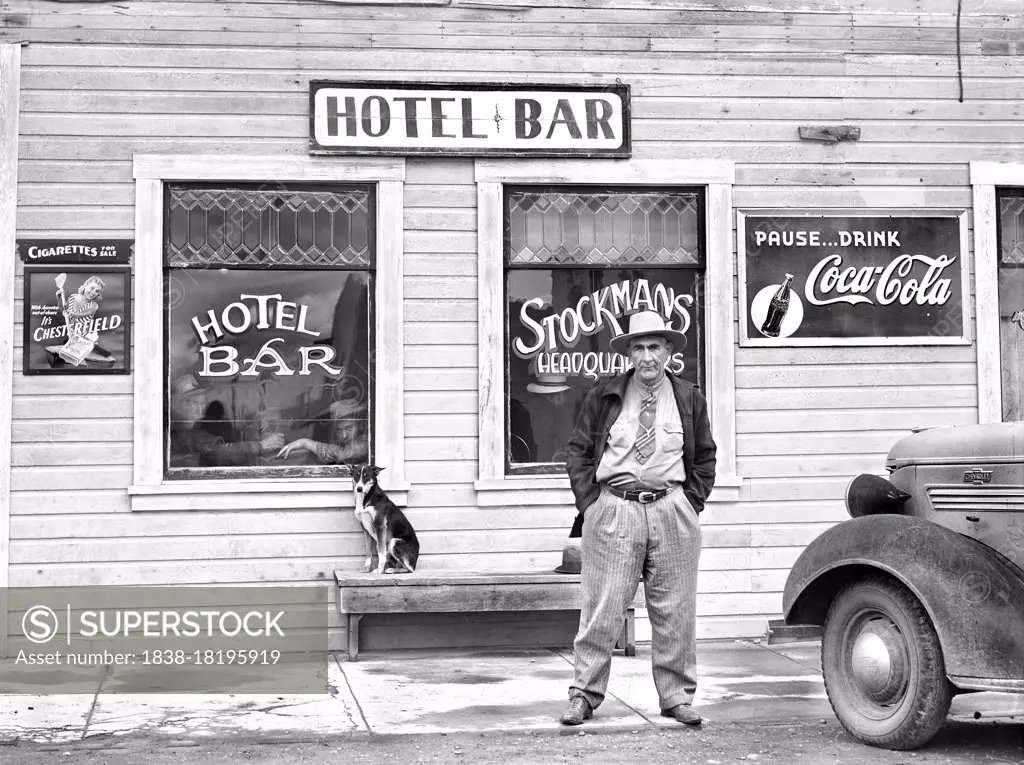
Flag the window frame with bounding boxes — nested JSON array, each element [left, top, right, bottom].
[[993, 185, 1024, 422], [970, 162, 1024, 424], [161, 181, 377, 482], [502, 184, 708, 476], [475, 158, 741, 506], [131, 155, 408, 510]]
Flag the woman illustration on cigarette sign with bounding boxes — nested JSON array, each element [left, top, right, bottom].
[[51, 274, 116, 367]]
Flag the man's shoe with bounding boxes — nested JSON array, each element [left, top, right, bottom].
[[560, 696, 593, 725], [661, 703, 701, 725]]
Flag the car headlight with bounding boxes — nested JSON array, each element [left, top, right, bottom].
[[845, 473, 911, 518]]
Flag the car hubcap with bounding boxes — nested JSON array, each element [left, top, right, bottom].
[[850, 616, 910, 706]]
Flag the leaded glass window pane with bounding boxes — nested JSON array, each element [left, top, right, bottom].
[[507, 190, 701, 266], [166, 185, 373, 268], [1000, 192, 1024, 266]]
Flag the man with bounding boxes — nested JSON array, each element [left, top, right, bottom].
[[275, 398, 369, 465], [169, 373, 284, 468], [561, 310, 717, 726]]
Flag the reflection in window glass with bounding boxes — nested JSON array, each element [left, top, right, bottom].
[[167, 271, 371, 475], [507, 268, 702, 470]]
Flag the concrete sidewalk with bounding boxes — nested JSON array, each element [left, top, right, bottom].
[[0, 640, 1019, 744]]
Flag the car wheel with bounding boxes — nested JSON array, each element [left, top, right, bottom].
[[822, 575, 953, 750]]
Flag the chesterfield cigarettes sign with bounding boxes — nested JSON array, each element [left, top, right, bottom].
[[309, 81, 630, 157], [738, 212, 970, 346], [23, 267, 131, 374]]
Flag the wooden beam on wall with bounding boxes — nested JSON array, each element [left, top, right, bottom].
[[0, 43, 22, 660]]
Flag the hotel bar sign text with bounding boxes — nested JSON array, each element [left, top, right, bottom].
[[309, 81, 631, 157]]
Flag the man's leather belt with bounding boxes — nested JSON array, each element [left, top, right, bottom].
[[603, 484, 671, 504]]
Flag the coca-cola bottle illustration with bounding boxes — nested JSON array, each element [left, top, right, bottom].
[[760, 273, 794, 338]]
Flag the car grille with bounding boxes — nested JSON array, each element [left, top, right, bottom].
[[926, 484, 1024, 512]]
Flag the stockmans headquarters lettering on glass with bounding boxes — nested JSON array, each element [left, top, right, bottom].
[[309, 81, 630, 157]]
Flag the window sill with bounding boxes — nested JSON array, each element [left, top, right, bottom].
[[474, 475, 743, 507], [128, 480, 410, 512]]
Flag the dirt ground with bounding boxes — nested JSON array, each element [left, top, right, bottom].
[[4, 718, 1024, 765]]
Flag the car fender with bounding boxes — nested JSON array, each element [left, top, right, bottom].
[[783, 514, 1024, 684]]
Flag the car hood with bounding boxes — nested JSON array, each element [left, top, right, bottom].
[[887, 422, 1024, 469]]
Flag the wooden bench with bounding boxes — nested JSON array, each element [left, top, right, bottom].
[[335, 570, 645, 660]]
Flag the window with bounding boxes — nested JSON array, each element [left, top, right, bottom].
[[164, 183, 374, 480], [969, 162, 1024, 424], [504, 187, 705, 475], [475, 159, 739, 503], [997, 188, 1024, 421]]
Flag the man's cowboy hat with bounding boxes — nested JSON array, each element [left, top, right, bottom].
[[527, 372, 571, 395], [609, 310, 687, 355], [554, 537, 582, 575], [170, 373, 208, 400]]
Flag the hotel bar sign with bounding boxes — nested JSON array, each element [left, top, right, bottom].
[[309, 81, 631, 158]]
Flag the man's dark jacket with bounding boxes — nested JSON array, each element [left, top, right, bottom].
[[565, 371, 717, 524]]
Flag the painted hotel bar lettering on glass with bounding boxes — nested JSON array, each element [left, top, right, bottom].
[[309, 81, 631, 157]]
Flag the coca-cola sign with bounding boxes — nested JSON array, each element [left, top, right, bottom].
[[738, 212, 969, 346]]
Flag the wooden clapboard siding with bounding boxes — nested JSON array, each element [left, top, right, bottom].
[[735, 363, 976, 388], [11, 442, 131, 467], [11, 419, 133, 442], [8, 544, 805, 585], [735, 345, 977, 364], [13, 395, 133, 419], [405, 391, 476, 414], [738, 431, 919, 457], [738, 408, 977, 433], [10, 525, 792, 565], [5, 0, 1020, 647]]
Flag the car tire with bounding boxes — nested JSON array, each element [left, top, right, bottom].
[[822, 575, 953, 750]]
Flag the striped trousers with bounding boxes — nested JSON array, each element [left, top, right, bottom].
[[568, 485, 702, 711]]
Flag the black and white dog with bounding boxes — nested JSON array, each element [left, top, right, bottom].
[[350, 464, 420, 574]]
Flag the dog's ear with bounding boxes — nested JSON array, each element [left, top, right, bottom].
[[373, 466, 385, 476]]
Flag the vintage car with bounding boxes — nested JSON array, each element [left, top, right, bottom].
[[782, 422, 1024, 750]]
